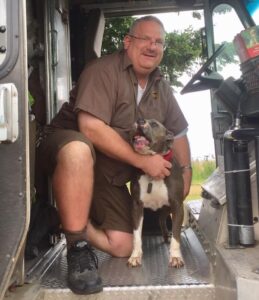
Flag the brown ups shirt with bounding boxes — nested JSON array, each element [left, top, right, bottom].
[[51, 50, 188, 186]]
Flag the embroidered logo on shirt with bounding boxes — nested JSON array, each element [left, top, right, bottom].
[[151, 91, 159, 99]]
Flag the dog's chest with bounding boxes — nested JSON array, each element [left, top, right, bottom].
[[138, 175, 169, 211]]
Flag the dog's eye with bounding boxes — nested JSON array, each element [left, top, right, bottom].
[[150, 121, 158, 128]]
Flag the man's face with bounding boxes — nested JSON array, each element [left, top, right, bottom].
[[124, 20, 165, 77]]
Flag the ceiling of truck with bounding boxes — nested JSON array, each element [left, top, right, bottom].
[[71, 0, 205, 16]]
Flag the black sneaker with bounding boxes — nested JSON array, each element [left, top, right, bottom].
[[67, 240, 103, 295]]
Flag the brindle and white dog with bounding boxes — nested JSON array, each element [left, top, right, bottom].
[[128, 118, 184, 268]]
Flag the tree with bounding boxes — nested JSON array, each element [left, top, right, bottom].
[[102, 17, 202, 86], [162, 27, 202, 87], [102, 17, 136, 55]]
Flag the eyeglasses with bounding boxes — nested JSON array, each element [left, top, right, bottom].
[[128, 34, 166, 50]]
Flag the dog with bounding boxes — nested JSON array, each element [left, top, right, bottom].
[[127, 118, 184, 268]]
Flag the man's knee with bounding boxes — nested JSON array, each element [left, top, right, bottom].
[[106, 230, 133, 257], [58, 141, 94, 166]]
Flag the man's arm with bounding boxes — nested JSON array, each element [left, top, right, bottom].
[[78, 111, 172, 179], [172, 135, 192, 198]]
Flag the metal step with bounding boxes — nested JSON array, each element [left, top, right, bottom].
[[7, 228, 215, 300], [39, 228, 215, 299]]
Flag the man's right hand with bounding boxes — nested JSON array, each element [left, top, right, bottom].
[[78, 112, 172, 179], [139, 154, 172, 179]]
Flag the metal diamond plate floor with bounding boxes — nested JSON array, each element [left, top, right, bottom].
[[40, 228, 212, 289]]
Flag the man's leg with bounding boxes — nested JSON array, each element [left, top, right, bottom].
[[52, 141, 93, 233], [39, 129, 133, 294], [86, 223, 133, 257], [87, 171, 134, 257], [51, 140, 103, 295], [52, 141, 133, 257]]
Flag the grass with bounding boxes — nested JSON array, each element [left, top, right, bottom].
[[186, 158, 216, 200], [187, 184, 203, 200]]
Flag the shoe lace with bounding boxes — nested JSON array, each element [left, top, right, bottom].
[[70, 244, 99, 273]]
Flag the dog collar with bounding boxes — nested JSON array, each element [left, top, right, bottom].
[[162, 149, 173, 161]]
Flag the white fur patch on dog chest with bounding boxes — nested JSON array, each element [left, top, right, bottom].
[[139, 175, 169, 211]]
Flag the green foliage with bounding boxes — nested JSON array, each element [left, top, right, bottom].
[[214, 4, 232, 14], [215, 42, 239, 71], [191, 159, 216, 184], [102, 17, 136, 55], [161, 28, 202, 86], [186, 159, 216, 200]]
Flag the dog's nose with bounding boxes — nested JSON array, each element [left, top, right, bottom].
[[137, 118, 145, 126]]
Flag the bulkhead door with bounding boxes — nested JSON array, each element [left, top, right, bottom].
[[0, 0, 29, 299]]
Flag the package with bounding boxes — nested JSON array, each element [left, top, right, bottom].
[[233, 26, 259, 63]]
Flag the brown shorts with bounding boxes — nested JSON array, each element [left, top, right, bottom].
[[37, 127, 133, 233], [91, 169, 133, 233], [37, 127, 96, 175]]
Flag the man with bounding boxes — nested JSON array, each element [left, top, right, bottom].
[[38, 15, 192, 295]]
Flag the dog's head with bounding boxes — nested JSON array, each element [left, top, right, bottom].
[[130, 119, 174, 155]]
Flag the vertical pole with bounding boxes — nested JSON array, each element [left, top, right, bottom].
[[235, 141, 254, 246], [224, 137, 240, 246], [254, 136, 259, 223]]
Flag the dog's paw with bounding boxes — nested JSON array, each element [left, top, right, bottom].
[[127, 256, 142, 267], [169, 256, 184, 268]]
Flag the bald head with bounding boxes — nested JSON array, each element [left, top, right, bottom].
[[129, 16, 166, 35]]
